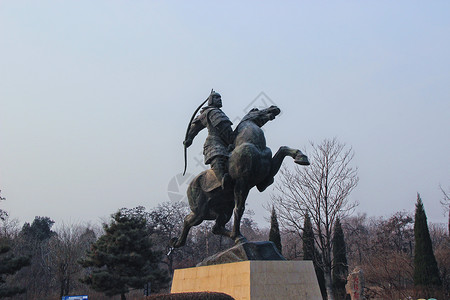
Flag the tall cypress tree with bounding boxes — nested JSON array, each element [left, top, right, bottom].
[[413, 194, 441, 288], [269, 206, 282, 254], [303, 212, 315, 260], [303, 213, 327, 299], [332, 217, 348, 300], [79, 207, 169, 300]]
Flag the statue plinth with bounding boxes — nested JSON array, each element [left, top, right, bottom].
[[171, 242, 321, 299], [171, 260, 322, 300]]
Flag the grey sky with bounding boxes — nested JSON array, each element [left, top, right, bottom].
[[1, 1, 449, 228]]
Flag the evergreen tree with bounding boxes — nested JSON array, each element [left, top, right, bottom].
[[332, 217, 348, 300], [21, 216, 56, 241], [303, 213, 315, 260], [0, 194, 30, 297], [303, 213, 327, 299], [0, 243, 30, 297], [269, 206, 282, 254], [413, 194, 442, 289], [79, 207, 169, 300]]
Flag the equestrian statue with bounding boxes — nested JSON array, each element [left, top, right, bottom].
[[170, 90, 309, 249]]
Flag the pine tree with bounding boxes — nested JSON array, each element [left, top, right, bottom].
[[332, 217, 348, 300], [413, 194, 442, 289], [20, 216, 56, 241], [303, 213, 327, 299], [0, 244, 30, 297], [0, 193, 31, 297], [79, 207, 169, 300], [269, 206, 282, 254]]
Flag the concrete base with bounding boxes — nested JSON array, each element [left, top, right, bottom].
[[171, 260, 322, 300]]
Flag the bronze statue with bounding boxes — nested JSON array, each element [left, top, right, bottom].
[[170, 91, 309, 249]]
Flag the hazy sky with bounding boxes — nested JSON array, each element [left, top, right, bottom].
[[1, 1, 449, 228]]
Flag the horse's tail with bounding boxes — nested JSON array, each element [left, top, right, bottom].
[[186, 173, 202, 212], [187, 170, 218, 212]]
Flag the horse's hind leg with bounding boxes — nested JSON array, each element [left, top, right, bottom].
[[171, 212, 203, 248], [212, 212, 232, 238]]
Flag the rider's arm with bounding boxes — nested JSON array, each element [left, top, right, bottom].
[[184, 116, 205, 147]]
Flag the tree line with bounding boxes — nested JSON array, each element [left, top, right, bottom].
[[0, 198, 265, 299], [1, 138, 448, 299], [270, 139, 448, 299]]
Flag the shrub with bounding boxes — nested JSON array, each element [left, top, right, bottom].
[[146, 291, 235, 299]]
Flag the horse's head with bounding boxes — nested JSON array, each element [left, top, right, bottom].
[[240, 105, 281, 127]]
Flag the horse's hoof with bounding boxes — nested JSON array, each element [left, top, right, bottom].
[[294, 154, 310, 166]]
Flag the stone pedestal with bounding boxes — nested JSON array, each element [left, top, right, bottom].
[[171, 260, 322, 300]]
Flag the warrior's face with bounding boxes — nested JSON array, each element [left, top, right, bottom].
[[209, 93, 222, 108]]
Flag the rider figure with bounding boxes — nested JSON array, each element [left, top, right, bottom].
[[184, 90, 233, 190]]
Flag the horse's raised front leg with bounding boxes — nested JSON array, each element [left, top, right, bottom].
[[257, 146, 309, 192], [231, 181, 249, 244], [272, 146, 309, 174]]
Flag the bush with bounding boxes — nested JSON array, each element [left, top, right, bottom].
[[146, 292, 235, 299]]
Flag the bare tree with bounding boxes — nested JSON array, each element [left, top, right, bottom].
[[344, 212, 426, 299], [440, 185, 450, 235], [271, 138, 358, 300], [430, 224, 450, 298], [0, 214, 20, 240], [0, 191, 6, 221], [48, 223, 96, 298], [148, 201, 195, 273], [279, 229, 303, 260], [153, 201, 266, 272], [12, 217, 56, 299], [341, 213, 369, 266]]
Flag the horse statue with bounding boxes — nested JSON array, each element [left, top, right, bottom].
[[169, 105, 309, 248]]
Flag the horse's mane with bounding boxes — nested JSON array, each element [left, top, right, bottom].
[[236, 108, 259, 130], [235, 106, 279, 134], [240, 108, 259, 122]]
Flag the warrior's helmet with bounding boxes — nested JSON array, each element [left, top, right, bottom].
[[208, 90, 222, 107]]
